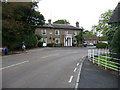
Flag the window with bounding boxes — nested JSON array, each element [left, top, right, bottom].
[[64, 31, 68, 35], [41, 29, 47, 35], [55, 38, 60, 44], [55, 30, 59, 35], [49, 31, 53, 35], [73, 31, 77, 36]]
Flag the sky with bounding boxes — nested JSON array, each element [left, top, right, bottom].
[[38, 0, 119, 30]]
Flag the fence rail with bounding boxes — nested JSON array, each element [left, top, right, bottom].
[[88, 49, 120, 74]]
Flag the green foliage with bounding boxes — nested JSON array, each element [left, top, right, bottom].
[[36, 35, 42, 40], [91, 10, 113, 36], [2, 2, 45, 50], [96, 42, 108, 48], [98, 36, 107, 40], [47, 43, 63, 47], [106, 25, 116, 51], [38, 42, 43, 47], [24, 32, 38, 48], [111, 26, 120, 58], [53, 19, 70, 24], [47, 43, 56, 47], [76, 31, 84, 45]]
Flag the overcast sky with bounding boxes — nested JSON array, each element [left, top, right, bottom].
[[38, 0, 119, 30]]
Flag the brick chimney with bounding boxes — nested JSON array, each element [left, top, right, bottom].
[[48, 19, 51, 24], [76, 22, 79, 27]]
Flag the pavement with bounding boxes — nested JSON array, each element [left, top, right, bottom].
[[1, 47, 119, 89], [78, 58, 119, 88]]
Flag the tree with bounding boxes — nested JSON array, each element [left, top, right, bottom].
[[91, 10, 113, 37], [110, 27, 120, 58], [2, 2, 45, 50], [53, 19, 70, 24], [76, 30, 84, 46]]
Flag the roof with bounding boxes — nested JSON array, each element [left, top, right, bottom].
[[109, 2, 120, 24], [36, 23, 82, 30], [83, 34, 98, 40]]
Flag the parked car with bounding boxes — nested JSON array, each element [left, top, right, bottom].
[[87, 43, 96, 48]]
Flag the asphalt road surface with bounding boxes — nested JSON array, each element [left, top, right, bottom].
[[2, 47, 88, 88]]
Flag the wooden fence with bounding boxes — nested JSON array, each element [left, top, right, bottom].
[[88, 49, 120, 74]]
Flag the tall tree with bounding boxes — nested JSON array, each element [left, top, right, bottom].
[[53, 19, 70, 24], [2, 2, 45, 50], [76, 30, 84, 46], [91, 10, 113, 37]]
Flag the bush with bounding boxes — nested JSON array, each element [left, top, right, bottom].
[[96, 42, 108, 48], [24, 32, 38, 48], [38, 42, 43, 47], [47, 43, 63, 47], [111, 28, 120, 58], [47, 43, 56, 47]]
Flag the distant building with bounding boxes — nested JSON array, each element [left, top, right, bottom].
[[83, 34, 98, 45], [35, 20, 83, 46]]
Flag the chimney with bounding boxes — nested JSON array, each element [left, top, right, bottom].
[[76, 22, 79, 27], [48, 19, 51, 24]]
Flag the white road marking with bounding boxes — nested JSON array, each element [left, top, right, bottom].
[[75, 56, 85, 89], [0, 61, 29, 70], [77, 63, 79, 66], [76, 63, 83, 83], [74, 67, 77, 72], [75, 83, 79, 89], [68, 75, 73, 83]]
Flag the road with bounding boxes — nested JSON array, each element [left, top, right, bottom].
[[2, 47, 88, 88]]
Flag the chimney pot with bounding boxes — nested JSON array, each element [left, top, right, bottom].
[[76, 22, 79, 27], [48, 19, 51, 24]]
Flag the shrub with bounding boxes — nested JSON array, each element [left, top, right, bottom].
[[47, 43, 63, 47], [111, 28, 120, 58], [38, 42, 43, 47], [96, 42, 108, 48], [47, 43, 56, 47], [24, 33, 38, 48]]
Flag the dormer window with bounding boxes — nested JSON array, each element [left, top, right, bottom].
[[55, 30, 59, 35], [49, 31, 53, 35]]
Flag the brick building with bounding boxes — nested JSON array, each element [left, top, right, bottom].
[[35, 20, 82, 46]]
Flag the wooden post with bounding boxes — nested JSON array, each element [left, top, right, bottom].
[[93, 49, 94, 64], [98, 49, 100, 65], [105, 49, 107, 70]]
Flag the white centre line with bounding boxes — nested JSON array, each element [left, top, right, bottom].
[[0, 61, 29, 70], [68, 75, 73, 83], [77, 63, 79, 66], [74, 67, 77, 72]]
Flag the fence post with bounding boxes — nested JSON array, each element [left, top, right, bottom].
[[88, 49, 90, 61], [89, 49, 91, 62], [105, 48, 107, 70], [98, 49, 100, 65], [93, 49, 94, 64]]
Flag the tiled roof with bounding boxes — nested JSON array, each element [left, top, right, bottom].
[[83, 34, 98, 40], [109, 2, 120, 24], [36, 23, 82, 30]]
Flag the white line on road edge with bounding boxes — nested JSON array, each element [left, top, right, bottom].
[[74, 67, 77, 72], [0, 61, 29, 70], [68, 75, 73, 83], [75, 56, 85, 90], [77, 63, 79, 66]]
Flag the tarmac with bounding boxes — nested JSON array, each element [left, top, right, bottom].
[[78, 58, 119, 88]]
